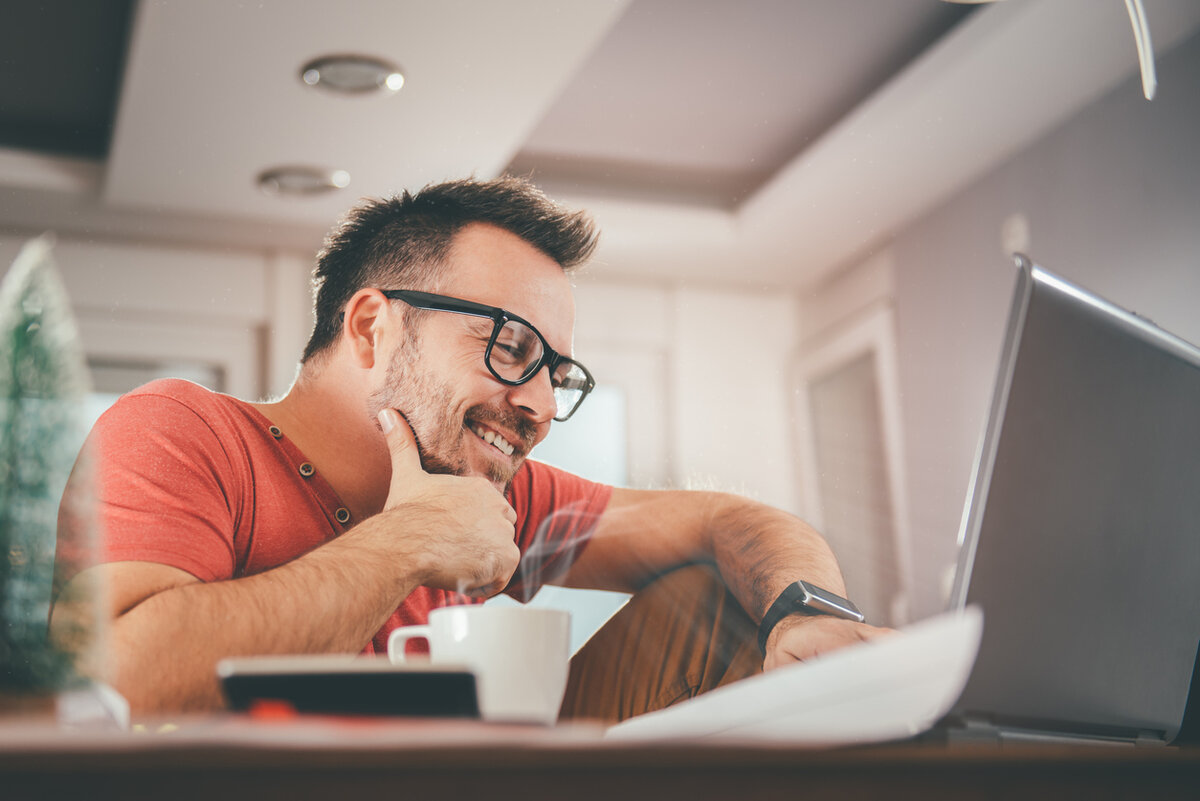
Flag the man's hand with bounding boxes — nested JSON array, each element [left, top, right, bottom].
[[762, 614, 894, 671], [377, 408, 520, 597]]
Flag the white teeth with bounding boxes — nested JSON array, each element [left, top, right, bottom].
[[472, 425, 515, 456]]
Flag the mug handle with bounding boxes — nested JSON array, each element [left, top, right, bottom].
[[386, 624, 431, 662]]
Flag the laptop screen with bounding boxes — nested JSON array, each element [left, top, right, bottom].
[[947, 259, 1200, 743]]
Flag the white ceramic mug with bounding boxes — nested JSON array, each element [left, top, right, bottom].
[[387, 605, 571, 725]]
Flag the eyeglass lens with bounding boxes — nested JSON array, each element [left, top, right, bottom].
[[490, 319, 588, 419]]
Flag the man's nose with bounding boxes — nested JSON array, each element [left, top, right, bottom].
[[506, 365, 557, 424]]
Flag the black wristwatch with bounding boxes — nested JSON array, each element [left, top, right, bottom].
[[757, 580, 865, 654]]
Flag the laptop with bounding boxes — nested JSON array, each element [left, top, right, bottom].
[[941, 256, 1200, 746]]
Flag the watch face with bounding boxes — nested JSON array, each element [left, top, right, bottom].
[[797, 580, 864, 622]]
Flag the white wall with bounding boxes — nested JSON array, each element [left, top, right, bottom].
[[570, 281, 672, 490], [794, 252, 914, 623], [0, 234, 314, 400], [571, 277, 800, 511], [668, 285, 798, 512], [880, 29, 1200, 618]]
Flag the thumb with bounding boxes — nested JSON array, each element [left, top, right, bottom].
[[378, 408, 426, 477]]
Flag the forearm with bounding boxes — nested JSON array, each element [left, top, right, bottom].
[[704, 494, 847, 623], [697, 494, 889, 667], [567, 487, 877, 670], [566, 488, 847, 624], [105, 519, 427, 713]]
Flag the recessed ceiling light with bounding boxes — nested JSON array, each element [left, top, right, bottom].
[[257, 166, 351, 196], [299, 54, 404, 94]]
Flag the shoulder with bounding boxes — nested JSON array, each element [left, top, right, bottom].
[[507, 459, 613, 513], [108, 379, 254, 433], [504, 461, 614, 594], [509, 457, 597, 491], [93, 379, 266, 468], [122, 377, 233, 412]]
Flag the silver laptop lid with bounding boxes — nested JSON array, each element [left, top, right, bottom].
[[947, 257, 1200, 744]]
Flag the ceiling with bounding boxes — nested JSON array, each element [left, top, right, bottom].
[[2, 0, 1199, 289]]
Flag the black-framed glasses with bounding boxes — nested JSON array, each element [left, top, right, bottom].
[[381, 289, 595, 422]]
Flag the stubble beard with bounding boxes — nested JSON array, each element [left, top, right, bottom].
[[369, 336, 535, 491]]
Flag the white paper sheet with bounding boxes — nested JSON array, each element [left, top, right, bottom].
[[606, 606, 983, 745]]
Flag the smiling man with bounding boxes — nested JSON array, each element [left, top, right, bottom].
[[52, 177, 887, 716]]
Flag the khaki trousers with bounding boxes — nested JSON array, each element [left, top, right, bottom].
[[558, 564, 763, 723]]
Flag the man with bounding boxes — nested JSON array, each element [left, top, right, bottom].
[[53, 177, 886, 717]]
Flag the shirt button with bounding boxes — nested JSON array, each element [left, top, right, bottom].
[[268, 425, 283, 439], [298, 462, 315, 477], [335, 507, 351, 524]]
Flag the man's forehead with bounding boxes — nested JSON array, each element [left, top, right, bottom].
[[440, 223, 577, 342]]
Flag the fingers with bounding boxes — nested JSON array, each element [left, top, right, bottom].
[[378, 408, 425, 478], [460, 576, 511, 599], [372, 407, 521, 596], [764, 617, 891, 671]]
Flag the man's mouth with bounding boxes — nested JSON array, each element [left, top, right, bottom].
[[470, 423, 516, 457]]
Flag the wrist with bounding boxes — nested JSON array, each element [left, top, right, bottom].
[[757, 580, 864, 654], [762, 610, 819, 653], [336, 511, 431, 599]]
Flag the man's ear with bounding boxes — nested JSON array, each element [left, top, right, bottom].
[[341, 288, 397, 369]]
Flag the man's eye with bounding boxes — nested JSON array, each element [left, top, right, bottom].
[[554, 374, 585, 391], [493, 341, 523, 363], [497, 331, 537, 359]]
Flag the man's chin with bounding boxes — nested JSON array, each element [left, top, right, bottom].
[[485, 457, 525, 496], [417, 430, 524, 493], [427, 452, 521, 495]]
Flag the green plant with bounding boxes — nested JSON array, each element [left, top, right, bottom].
[[0, 236, 94, 693]]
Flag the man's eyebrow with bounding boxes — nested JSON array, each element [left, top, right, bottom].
[[460, 316, 494, 333]]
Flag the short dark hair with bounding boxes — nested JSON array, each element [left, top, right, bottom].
[[301, 176, 599, 363]]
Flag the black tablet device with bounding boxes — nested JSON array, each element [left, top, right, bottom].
[[217, 655, 480, 718]]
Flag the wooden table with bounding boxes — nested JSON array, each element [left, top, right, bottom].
[[2, 717, 1198, 800]]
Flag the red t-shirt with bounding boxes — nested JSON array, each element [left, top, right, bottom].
[[67, 379, 612, 654]]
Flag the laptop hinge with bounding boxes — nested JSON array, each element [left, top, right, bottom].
[[1134, 730, 1168, 748], [939, 716, 1003, 744], [948, 715, 1167, 747]]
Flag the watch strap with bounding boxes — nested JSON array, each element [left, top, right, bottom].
[[756, 580, 863, 654]]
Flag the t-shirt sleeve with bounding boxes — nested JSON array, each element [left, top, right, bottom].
[[71, 390, 244, 583], [503, 460, 613, 602]]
